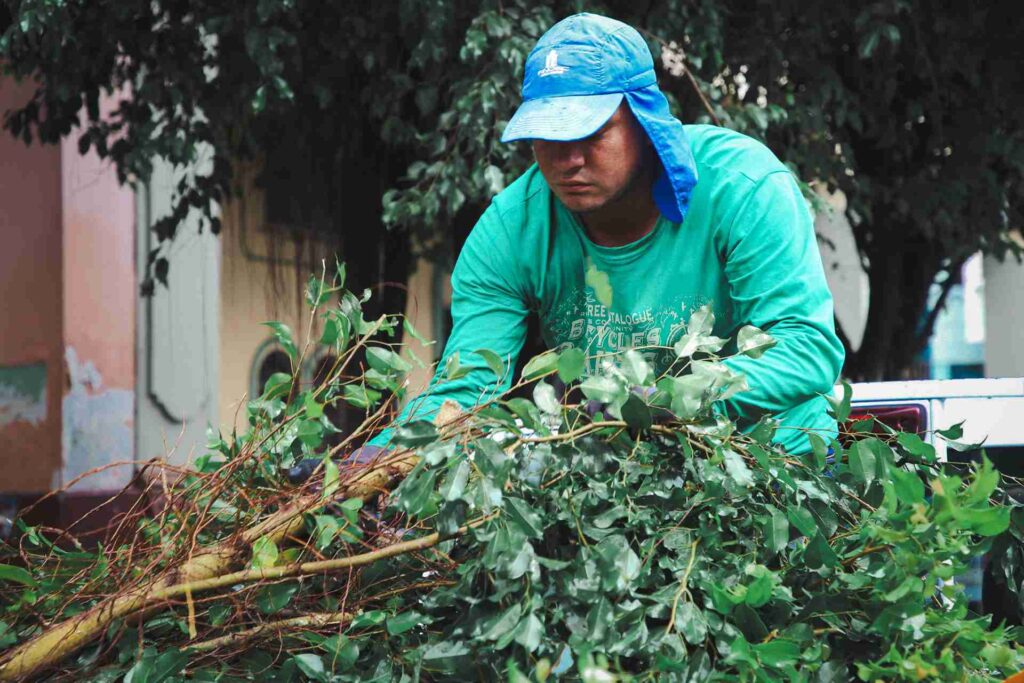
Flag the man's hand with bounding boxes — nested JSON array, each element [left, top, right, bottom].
[[285, 445, 386, 485]]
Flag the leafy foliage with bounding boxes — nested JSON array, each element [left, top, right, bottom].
[[2, 268, 1024, 681]]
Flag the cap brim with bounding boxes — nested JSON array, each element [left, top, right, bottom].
[[500, 92, 624, 143]]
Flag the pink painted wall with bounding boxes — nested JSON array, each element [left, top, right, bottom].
[[0, 75, 64, 492], [60, 93, 137, 492], [61, 109, 135, 392]]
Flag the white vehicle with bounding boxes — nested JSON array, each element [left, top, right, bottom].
[[838, 377, 1024, 620], [841, 377, 1024, 464]]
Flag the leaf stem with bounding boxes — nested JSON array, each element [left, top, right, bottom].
[[664, 537, 701, 636]]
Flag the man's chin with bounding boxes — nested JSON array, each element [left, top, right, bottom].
[[556, 193, 607, 213]]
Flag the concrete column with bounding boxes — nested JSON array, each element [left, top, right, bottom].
[[984, 250, 1024, 378]]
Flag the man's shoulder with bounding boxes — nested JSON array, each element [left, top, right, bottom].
[[684, 124, 790, 186], [490, 163, 549, 224]]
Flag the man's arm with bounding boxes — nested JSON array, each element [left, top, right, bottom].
[[369, 202, 530, 447], [717, 170, 845, 423]]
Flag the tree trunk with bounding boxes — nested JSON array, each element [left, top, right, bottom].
[[843, 226, 955, 382]]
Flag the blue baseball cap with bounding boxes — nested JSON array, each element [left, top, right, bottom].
[[501, 13, 699, 224]]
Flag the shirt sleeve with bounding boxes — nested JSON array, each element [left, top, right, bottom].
[[369, 202, 530, 447], [718, 171, 846, 422]]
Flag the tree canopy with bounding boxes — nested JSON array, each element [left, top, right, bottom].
[[1, 0, 1021, 379]]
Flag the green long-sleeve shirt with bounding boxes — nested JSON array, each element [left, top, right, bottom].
[[373, 124, 845, 453]]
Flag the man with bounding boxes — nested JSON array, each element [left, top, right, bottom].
[[374, 12, 844, 455]]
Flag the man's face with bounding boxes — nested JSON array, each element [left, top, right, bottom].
[[532, 103, 652, 213]]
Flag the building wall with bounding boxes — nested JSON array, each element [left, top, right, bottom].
[[0, 76, 64, 493], [135, 158, 220, 468], [218, 164, 335, 435], [59, 111, 137, 493], [216, 163, 445, 438], [813, 187, 868, 353]]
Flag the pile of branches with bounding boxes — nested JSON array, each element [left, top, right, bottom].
[[2, 267, 1024, 682]]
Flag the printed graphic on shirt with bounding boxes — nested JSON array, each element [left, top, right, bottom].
[[541, 280, 709, 374]]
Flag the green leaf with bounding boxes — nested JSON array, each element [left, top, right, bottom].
[[304, 392, 324, 419], [937, 421, 965, 440], [803, 532, 839, 569], [262, 321, 298, 361], [753, 639, 800, 667], [736, 325, 777, 359], [402, 317, 430, 345], [348, 610, 387, 630], [522, 349, 559, 380], [208, 603, 231, 627], [686, 305, 715, 336], [968, 506, 1011, 536], [744, 571, 774, 608], [690, 360, 748, 401], [256, 583, 299, 614], [787, 505, 817, 537], [123, 647, 188, 683], [503, 397, 541, 431], [313, 514, 339, 551], [474, 348, 506, 378], [387, 610, 425, 635], [441, 459, 471, 501], [764, 508, 789, 554], [444, 351, 472, 381], [297, 418, 323, 448], [966, 456, 1000, 504], [506, 498, 544, 539], [897, 432, 936, 462], [342, 383, 380, 409], [0, 564, 36, 587], [150, 650, 188, 683], [320, 314, 350, 348], [482, 603, 523, 642], [676, 602, 708, 645], [320, 634, 359, 670], [674, 331, 727, 358], [292, 653, 327, 681], [366, 346, 411, 374], [261, 372, 292, 401], [340, 496, 362, 517], [580, 375, 624, 406], [421, 640, 470, 660], [393, 464, 437, 518], [808, 433, 829, 471], [513, 613, 543, 652], [250, 536, 278, 570], [322, 457, 340, 500], [722, 449, 754, 487], [557, 347, 586, 383], [890, 466, 925, 504], [533, 381, 560, 415], [621, 393, 653, 431], [848, 440, 877, 486], [826, 380, 853, 423], [394, 420, 438, 447], [622, 349, 653, 385], [666, 374, 706, 419]]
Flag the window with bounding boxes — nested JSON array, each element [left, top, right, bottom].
[[250, 342, 293, 400]]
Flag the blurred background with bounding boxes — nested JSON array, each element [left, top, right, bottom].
[[0, 1, 1021, 529]]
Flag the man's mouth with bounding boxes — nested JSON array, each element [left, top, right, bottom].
[[559, 182, 592, 192]]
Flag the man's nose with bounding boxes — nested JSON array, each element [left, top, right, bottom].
[[550, 141, 585, 170]]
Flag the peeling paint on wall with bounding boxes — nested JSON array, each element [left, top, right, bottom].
[[61, 347, 134, 493], [0, 363, 47, 427]]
